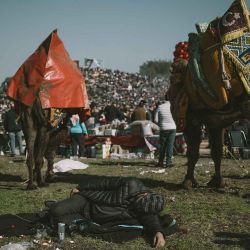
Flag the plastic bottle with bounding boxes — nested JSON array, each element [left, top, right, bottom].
[[58, 222, 65, 242]]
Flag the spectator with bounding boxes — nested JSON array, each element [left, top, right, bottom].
[[131, 100, 150, 122], [232, 119, 250, 144], [154, 92, 176, 168], [0, 113, 6, 155], [68, 113, 88, 159], [90, 102, 101, 126], [104, 102, 119, 123], [3, 102, 24, 156], [152, 101, 161, 124]]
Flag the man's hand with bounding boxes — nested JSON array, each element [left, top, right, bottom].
[[70, 188, 80, 196], [153, 232, 166, 248]]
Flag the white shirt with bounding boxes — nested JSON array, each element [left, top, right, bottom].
[[154, 101, 176, 131]]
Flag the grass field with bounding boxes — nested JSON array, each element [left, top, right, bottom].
[[0, 152, 249, 250]]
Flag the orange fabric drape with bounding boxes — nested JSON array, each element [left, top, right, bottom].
[[7, 30, 88, 109]]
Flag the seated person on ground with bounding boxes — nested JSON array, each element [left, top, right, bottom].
[[46, 177, 178, 248]]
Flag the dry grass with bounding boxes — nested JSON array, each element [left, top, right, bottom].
[[0, 153, 249, 249]]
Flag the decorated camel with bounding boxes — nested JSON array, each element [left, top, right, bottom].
[[169, 0, 250, 189], [7, 30, 89, 189]]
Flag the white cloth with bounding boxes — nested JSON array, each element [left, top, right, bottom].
[[53, 159, 88, 173]]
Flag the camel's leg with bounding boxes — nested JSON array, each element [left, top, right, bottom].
[[183, 113, 202, 189], [44, 148, 56, 182], [34, 126, 50, 187], [44, 128, 69, 182], [22, 107, 38, 190], [207, 128, 225, 188]]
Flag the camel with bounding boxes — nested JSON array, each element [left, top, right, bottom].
[[168, 0, 250, 189], [19, 99, 83, 189], [20, 99, 67, 189], [6, 30, 88, 189]]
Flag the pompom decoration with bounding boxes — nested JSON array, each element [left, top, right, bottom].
[[173, 41, 189, 61]]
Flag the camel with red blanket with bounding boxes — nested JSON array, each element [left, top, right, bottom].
[[7, 30, 88, 189]]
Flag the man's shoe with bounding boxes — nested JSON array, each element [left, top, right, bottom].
[[44, 200, 57, 209], [164, 219, 179, 236], [166, 163, 174, 168], [160, 214, 179, 236], [155, 162, 164, 168]]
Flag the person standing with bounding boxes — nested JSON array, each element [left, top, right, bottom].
[[130, 100, 150, 122], [0, 114, 6, 156], [68, 113, 88, 159], [154, 93, 176, 167], [3, 102, 24, 156], [104, 102, 119, 123]]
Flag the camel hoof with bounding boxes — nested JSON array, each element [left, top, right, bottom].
[[27, 183, 37, 190], [45, 172, 55, 182], [38, 182, 49, 188], [182, 176, 199, 189], [207, 176, 226, 188]]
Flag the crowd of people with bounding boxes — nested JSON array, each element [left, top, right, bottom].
[[82, 67, 168, 124], [84, 67, 168, 106], [0, 66, 250, 160], [0, 66, 169, 157]]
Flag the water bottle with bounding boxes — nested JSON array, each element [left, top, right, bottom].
[[150, 151, 155, 159], [91, 146, 96, 158], [58, 222, 65, 241]]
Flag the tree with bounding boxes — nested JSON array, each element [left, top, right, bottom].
[[139, 60, 172, 79]]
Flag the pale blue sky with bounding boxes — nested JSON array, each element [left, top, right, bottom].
[[1, 0, 250, 83]]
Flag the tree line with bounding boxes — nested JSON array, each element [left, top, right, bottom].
[[139, 60, 172, 79]]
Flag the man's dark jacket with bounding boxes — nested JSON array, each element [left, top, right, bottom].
[[4, 109, 22, 132], [76, 177, 165, 238]]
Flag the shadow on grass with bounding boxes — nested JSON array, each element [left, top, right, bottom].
[[213, 231, 250, 249], [91, 160, 155, 168], [0, 173, 23, 182], [223, 174, 250, 180], [141, 177, 182, 191], [52, 172, 250, 195], [0, 185, 26, 190], [52, 173, 182, 191], [12, 158, 26, 163], [242, 193, 250, 199]]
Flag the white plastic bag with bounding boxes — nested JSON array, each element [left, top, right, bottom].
[[0, 241, 32, 250]]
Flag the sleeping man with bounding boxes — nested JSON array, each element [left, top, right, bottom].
[[47, 177, 178, 248]]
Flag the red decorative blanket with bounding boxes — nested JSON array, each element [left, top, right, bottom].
[[7, 30, 88, 109]]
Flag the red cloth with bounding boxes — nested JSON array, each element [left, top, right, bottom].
[[84, 135, 146, 147], [7, 30, 88, 109], [110, 135, 145, 147]]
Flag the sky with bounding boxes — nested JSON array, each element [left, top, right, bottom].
[[1, 0, 250, 83]]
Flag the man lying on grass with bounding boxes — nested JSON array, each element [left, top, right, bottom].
[[46, 177, 178, 248]]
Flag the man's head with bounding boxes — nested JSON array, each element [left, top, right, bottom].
[[8, 101, 15, 109], [132, 192, 165, 214], [139, 100, 146, 107], [165, 92, 170, 101], [90, 102, 96, 109]]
